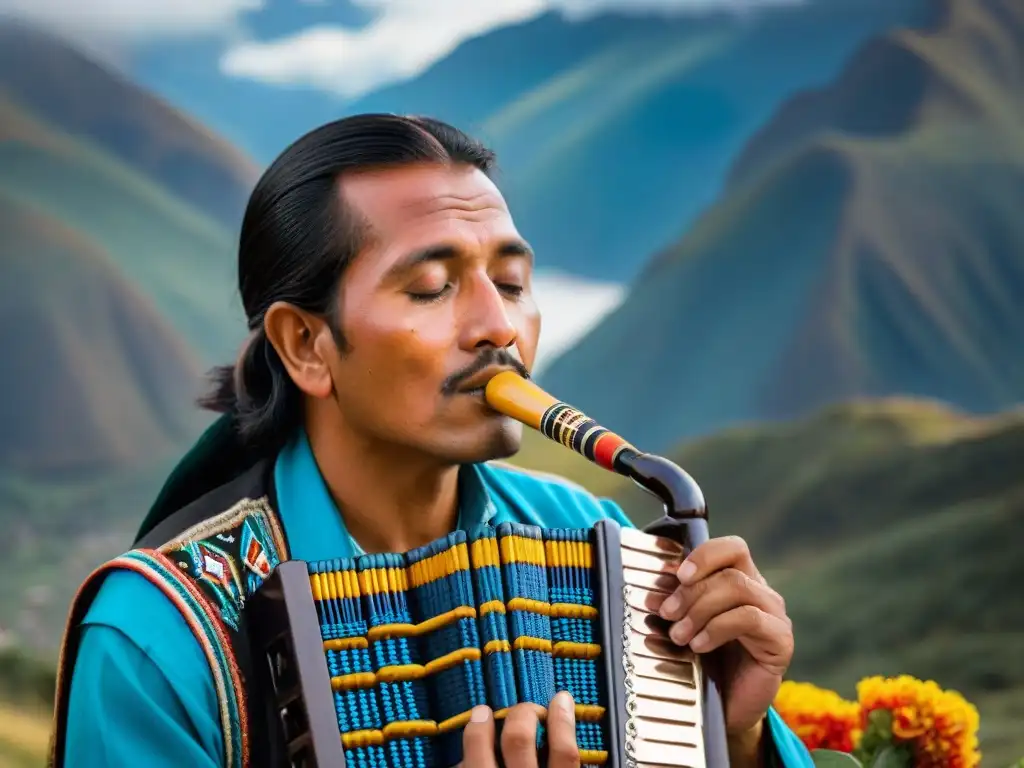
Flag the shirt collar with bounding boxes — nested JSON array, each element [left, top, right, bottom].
[[274, 429, 496, 561]]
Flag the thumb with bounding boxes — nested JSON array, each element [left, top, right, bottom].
[[461, 705, 498, 768]]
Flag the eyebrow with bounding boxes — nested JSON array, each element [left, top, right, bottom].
[[385, 240, 534, 279]]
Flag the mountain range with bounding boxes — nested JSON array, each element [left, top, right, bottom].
[[0, 0, 1021, 674], [0, 3, 1023, 761], [0, 22, 259, 234], [0, 0, 947, 491], [339, 0, 936, 284], [539, 0, 1024, 451]]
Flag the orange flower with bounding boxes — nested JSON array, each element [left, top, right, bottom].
[[774, 681, 862, 753], [856, 675, 981, 768]]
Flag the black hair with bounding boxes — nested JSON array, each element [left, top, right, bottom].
[[199, 113, 497, 457]]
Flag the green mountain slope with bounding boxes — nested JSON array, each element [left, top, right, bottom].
[[0, 21, 260, 233], [507, 399, 1024, 764], [0, 95, 246, 363], [0, 189, 204, 479], [539, 0, 1024, 452]]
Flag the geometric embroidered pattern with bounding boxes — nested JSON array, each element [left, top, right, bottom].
[[49, 495, 289, 768], [158, 497, 288, 635]]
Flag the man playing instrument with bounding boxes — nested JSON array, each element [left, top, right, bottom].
[[52, 114, 812, 768]]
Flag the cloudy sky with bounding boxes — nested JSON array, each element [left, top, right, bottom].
[[0, 0, 801, 99]]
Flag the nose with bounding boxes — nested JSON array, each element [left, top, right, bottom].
[[458, 275, 518, 352]]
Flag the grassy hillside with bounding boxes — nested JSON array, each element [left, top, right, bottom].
[[0, 456, 180, 653], [508, 399, 1024, 764], [0, 22, 260, 233], [0, 648, 56, 768], [0, 95, 246, 364], [540, 0, 1024, 452], [0, 31, 253, 664]]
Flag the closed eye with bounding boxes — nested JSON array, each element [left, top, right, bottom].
[[497, 283, 524, 298], [407, 284, 452, 303]]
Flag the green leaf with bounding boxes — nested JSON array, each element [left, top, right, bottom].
[[811, 749, 863, 767], [868, 746, 912, 768], [866, 708, 894, 740]]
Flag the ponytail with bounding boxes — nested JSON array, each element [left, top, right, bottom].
[[198, 325, 301, 457]]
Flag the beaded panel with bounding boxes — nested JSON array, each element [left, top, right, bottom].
[[308, 522, 608, 768]]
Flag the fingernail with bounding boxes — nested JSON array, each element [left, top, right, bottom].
[[470, 705, 491, 723], [659, 594, 680, 619], [690, 630, 709, 651], [670, 617, 693, 645], [556, 692, 575, 724], [678, 560, 697, 583]]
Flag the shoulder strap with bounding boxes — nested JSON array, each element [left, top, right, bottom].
[[50, 476, 289, 768]]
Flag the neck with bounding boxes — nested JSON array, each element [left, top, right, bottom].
[[304, 419, 461, 555]]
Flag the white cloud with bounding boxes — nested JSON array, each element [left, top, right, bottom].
[[221, 0, 546, 98], [221, 0, 802, 99], [556, 0, 801, 19], [530, 269, 626, 374], [0, 0, 261, 44]]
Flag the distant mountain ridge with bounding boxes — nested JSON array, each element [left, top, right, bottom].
[[0, 21, 260, 234], [540, 0, 1024, 452], [341, 0, 935, 283], [0, 28, 257, 480]]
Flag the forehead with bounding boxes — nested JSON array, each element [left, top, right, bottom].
[[339, 162, 519, 249]]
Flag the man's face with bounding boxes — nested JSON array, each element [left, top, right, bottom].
[[326, 162, 541, 464]]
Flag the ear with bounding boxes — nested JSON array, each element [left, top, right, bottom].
[[263, 301, 335, 400]]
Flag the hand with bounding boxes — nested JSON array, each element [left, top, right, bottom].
[[657, 535, 793, 737], [460, 691, 580, 768]]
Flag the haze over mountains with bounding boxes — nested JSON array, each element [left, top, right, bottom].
[[540, 0, 1024, 451]]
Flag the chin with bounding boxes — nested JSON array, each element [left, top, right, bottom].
[[441, 420, 524, 465]]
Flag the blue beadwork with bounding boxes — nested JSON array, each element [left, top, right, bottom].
[[308, 524, 607, 767]]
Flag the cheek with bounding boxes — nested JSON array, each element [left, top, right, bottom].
[[353, 311, 454, 391]]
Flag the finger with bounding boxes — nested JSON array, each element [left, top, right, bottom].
[[462, 705, 498, 768], [676, 535, 765, 587], [501, 703, 544, 768], [660, 566, 784, 630], [687, 605, 794, 672], [545, 692, 581, 768]]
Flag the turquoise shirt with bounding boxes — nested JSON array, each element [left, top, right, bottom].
[[64, 432, 812, 766]]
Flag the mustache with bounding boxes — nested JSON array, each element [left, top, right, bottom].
[[441, 348, 530, 395]]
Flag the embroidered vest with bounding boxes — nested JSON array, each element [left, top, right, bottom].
[[49, 460, 289, 768]]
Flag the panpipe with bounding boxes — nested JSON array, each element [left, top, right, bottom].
[[247, 372, 730, 768]]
